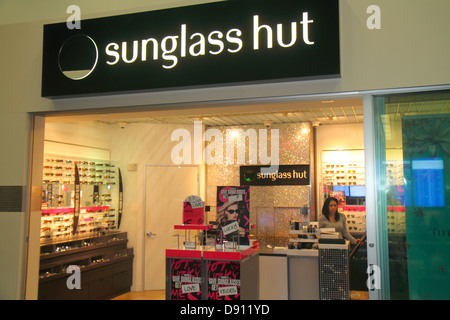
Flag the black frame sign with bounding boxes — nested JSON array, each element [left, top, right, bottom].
[[240, 165, 310, 186], [42, 0, 340, 97]]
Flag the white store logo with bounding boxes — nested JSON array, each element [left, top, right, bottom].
[[59, 10, 315, 79]]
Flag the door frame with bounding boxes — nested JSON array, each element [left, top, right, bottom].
[[141, 164, 201, 290]]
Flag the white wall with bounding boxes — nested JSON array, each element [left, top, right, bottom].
[[108, 122, 205, 291]]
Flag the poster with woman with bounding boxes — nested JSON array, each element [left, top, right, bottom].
[[216, 186, 250, 245]]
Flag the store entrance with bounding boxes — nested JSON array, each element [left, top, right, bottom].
[[30, 96, 369, 299], [144, 165, 200, 290]]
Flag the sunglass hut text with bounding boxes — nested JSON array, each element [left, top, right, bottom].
[[105, 13, 315, 69]]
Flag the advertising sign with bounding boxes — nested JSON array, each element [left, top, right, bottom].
[[240, 164, 310, 186], [216, 186, 250, 245], [170, 258, 202, 300], [183, 195, 204, 225], [42, 0, 340, 96], [207, 260, 241, 300]]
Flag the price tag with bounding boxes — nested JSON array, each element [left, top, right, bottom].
[[183, 241, 196, 250], [182, 283, 200, 294], [218, 286, 238, 296], [228, 194, 242, 202], [222, 221, 239, 236]]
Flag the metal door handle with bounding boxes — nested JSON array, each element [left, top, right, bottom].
[[147, 231, 157, 237]]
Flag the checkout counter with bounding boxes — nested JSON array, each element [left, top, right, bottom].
[[259, 241, 350, 300], [165, 222, 351, 300]]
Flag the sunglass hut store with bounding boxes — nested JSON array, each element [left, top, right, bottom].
[[0, 0, 449, 302]]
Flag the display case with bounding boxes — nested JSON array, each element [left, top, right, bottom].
[[39, 155, 131, 300], [288, 220, 318, 250], [41, 155, 120, 242], [39, 232, 133, 300]]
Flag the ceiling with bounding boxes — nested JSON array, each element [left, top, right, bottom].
[[385, 99, 450, 122], [43, 93, 450, 127], [45, 98, 365, 127]]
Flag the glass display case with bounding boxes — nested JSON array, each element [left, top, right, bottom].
[[38, 232, 133, 300]]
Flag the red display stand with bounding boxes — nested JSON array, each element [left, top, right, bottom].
[[166, 241, 260, 300], [165, 193, 259, 300]]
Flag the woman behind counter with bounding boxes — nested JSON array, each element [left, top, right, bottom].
[[319, 197, 361, 245]]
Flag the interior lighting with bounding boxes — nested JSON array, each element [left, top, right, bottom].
[[229, 130, 240, 139]]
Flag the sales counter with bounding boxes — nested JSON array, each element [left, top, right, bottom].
[[259, 241, 350, 300], [166, 241, 259, 300], [166, 239, 351, 300], [259, 246, 319, 300]]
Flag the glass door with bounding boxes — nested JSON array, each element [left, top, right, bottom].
[[372, 90, 450, 299]]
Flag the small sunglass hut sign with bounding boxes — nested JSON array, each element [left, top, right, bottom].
[[42, 0, 340, 97], [240, 165, 310, 186]]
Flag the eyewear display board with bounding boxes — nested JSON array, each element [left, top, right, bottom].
[[42, 0, 340, 97]]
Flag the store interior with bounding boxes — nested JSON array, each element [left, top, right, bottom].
[[36, 97, 369, 299]]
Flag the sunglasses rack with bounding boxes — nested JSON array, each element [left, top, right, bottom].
[[340, 206, 366, 232], [41, 155, 120, 242], [322, 161, 365, 186], [321, 150, 367, 236]]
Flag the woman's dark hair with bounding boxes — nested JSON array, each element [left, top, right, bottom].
[[322, 197, 340, 221]]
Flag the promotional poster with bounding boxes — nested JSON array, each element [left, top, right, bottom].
[[170, 258, 202, 300], [216, 186, 250, 245], [183, 195, 205, 225], [207, 260, 241, 300]]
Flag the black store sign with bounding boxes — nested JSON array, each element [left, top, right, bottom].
[[42, 0, 340, 97], [240, 165, 310, 186]]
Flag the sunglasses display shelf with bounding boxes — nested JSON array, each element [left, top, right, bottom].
[[386, 206, 406, 233], [321, 159, 367, 235], [340, 206, 366, 233], [385, 161, 406, 234], [38, 231, 133, 300], [322, 161, 365, 186], [41, 156, 120, 242]]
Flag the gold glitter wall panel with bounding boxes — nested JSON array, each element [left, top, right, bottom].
[[205, 123, 312, 246]]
